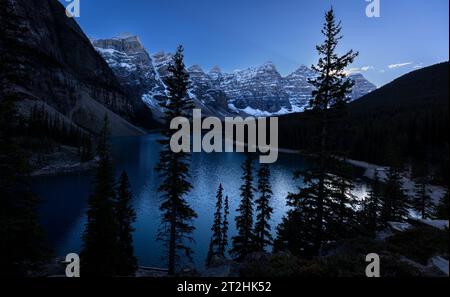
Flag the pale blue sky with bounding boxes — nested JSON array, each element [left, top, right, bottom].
[[62, 0, 449, 86]]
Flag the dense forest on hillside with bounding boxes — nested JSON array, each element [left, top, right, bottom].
[[278, 62, 449, 184]]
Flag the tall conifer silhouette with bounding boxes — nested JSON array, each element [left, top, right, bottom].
[[231, 154, 256, 259], [276, 8, 358, 255], [254, 164, 273, 251], [221, 196, 230, 256], [115, 171, 138, 276], [81, 115, 119, 277], [155, 46, 197, 275]]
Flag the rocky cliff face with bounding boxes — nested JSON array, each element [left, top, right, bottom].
[[94, 38, 233, 120], [348, 73, 378, 100], [283, 65, 317, 112], [0, 0, 145, 136], [92, 35, 163, 100], [187, 64, 229, 115], [92, 35, 165, 123], [218, 62, 292, 113]]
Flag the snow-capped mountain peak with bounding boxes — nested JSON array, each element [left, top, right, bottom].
[[114, 32, 138, 39], [93, 35, 377, 120], [188, 64, 205, 73], [209, 65, 222, 74], [288, 65, 316, 77], [347, 73, 378, 100], [260, 61, 277, 70]]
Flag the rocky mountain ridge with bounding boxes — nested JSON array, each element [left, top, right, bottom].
[[93, 34, 377, 120]]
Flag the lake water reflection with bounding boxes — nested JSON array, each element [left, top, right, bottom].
[[34, 133, 367, 269]]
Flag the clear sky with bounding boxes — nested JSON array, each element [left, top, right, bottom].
[[63, 0, 449, 86]]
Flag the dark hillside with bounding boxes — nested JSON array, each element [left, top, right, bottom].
[[279, 62, 449, 183]]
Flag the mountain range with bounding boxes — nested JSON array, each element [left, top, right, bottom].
[[93, 34, 377, 121], [1, 0, 376, 137], [0, 0, 377, 138]]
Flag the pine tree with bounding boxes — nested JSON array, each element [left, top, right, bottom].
[[210, 184, 224, 256], [278, 8, 358, 255], [115, 171, 138, 276], [308, 7, 357, 252], [254, 164, 273, 252], [307, 8, 358, 113], [231, 154, 256, 260], [274, 172, 317, 257], [363, 171, 383, 236], [275, 166, 355, 256], [205, 239, 214, 267], [381, 167, 410, 224], [0, 94, 48, 276], [81, 115, 119, 277], [413, 178, 433, 219], [329, 162, 358, 238], [155, 46, 197, 275], [221, 196, 229, 256], [412, 163, 433, 219], [434, 188, 449, 220]]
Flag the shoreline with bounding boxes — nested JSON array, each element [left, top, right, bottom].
[[30, 133, 447, 205], [31, 158, 98, 177]]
